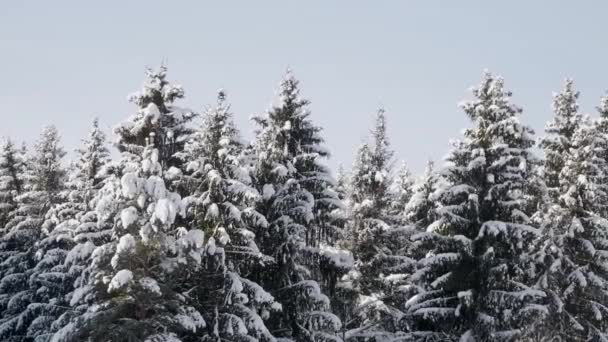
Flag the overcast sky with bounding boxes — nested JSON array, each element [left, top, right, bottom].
[[2, 1, 608, 173]]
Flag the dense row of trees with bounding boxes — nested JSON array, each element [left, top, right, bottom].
[[1, 66, 607, 341]]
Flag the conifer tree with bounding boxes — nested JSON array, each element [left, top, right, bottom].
[[389, 161, 414, 224], [405, 72, 545, 341], [533, 118, 608, 341], [0, 126, 66, 341], [67, 143, 207, 342], [0, 139, 26, 230], [22, 119, 110, 341], [343, 110, 413, 340], [179, 90, 278, 341], [540, 79, 583, 200], [404, 160, 438, 231], [251, 70, 342, 342], [114, 65, 196, 169]]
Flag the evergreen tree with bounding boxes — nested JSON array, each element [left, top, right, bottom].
[[334, 164, 349, 202], [404, 160, 438, 231], [0, 126, 66, 341], [343, 110, 414, 341], [251, 70, 342, 342], [389, 161, 414, 224], [180, 90, 278, 342], [54, 68, 203, 341], [68, 143, 207, 342], [405, 72, 545, 341], [23, 119, 110, 341], [115, 65, 196, 169], [533, 118, 608, 341], [540, 79, 583, 200], [0, 139, 26, 230]]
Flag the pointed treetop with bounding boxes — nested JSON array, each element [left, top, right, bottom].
[[552, 78, 578, 116], [598, 93, 608, 118], [216, 88, 227, 103], [127, 65, 185, 112]]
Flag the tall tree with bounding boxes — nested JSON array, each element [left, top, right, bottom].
[[344, 110, 412, 341], [533, 118, 608, 341], [0, 139, 26, 230], [540, 79, 583, 201], [114, 65, 196, 169], [405, 72, 545, 341], [67, 143, 208, 342], [404, 160, 438, 231], [389, 161, 415, 224], [0, 126, 66, 341], [179, 90, 278, 341], [23, 119, 110, 341], [251, 70, 342, 342]]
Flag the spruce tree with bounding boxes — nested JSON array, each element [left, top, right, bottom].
[[0, 139, 26, 230], [343, 110, 414, 340], [404, 160, 438, 231], [533, 118, 608, 341], [23, 119, 110, 341], [179, 90, 278, 341], [251, 70, 342, 342], [0, 126, 66, 341], [405, 72, 545, 341], [54, 68, 205, 342], [68, 143, 207, 342], [115, 65, 196, 169], [540, 79, 583, 201], [389, 161, 414, 224]]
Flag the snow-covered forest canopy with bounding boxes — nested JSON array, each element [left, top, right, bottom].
[[2, 65, 608, 342]]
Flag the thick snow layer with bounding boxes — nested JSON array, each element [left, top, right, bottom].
[[262, 184, 275, 199], [121, 206, 139, 228], [154, 198, 177, 225], [108, 269, 133, 292], [146, 176, 167, 200], [183, 229, 205, 249], [112, 234, 136, 268], [317, 244, 354, 269], [139, 277, 162, 296], [121, 173, 141, 199]]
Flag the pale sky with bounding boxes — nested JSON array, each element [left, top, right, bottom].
[[2, 1, 608, 173]]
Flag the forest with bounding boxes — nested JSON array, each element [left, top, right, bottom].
[[0, 66, 606, 342]]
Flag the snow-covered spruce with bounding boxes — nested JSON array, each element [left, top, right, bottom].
[[114, 65, 196, 170], [178, 90, 279, 342], [0, 126, 66, 341], [251, 70, 344, 342], [540, 79, 584, 201], [340, 109, 416, 340], [0, 139, 26, 230], [63, 144, 207, 341], [19, 119, 111, 341], [405, 72, 545, 341], [533, 118, 608, 341]]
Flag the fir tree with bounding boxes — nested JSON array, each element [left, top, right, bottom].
[[405, 72, 545, 341], [22, 119, 110, 341], [180, 90, 278, 342], [0, 126, 66, 341], [68, 143, 207, 342], [404, 160, 438, 231], [251, 70, 342, 342], [0, 139, 26, 230], [344, 110, 413, 340], [540, 79, 583, 201], [114, 65, 196, 170], [389, 161, 414, 224], [533, 118, 608, 341]]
